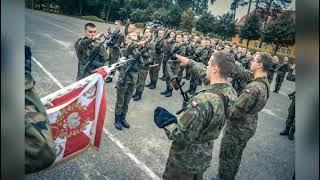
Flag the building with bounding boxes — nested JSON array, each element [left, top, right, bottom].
[[232, 9, 296, 58]]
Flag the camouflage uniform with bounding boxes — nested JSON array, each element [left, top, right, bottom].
[[267, 61, 279, 84], [188, 46, 207, 92], [148, 38, 165, 85], [166, 42, 186, 88], [25, 72, 56, 174], [74, 37, 109, 80], [115, 42, 140, 116], [240, 57, 251, 70], [177, 42, 190, 79], [231, 61, 254, 96], [135, 40, 155, 94], [286, 92, 295, 131], [162, 38, 175, 79], [274, 62, 289, 92], [218, 75, 270, 180], [163, 59, 237, 180], [108, 31, 125, 65]]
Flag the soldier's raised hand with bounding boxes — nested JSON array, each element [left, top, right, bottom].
[[175, 54, 189, 66]]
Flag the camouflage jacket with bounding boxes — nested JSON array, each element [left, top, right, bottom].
[[231, 61, 254, 96], [187, 59, 210, 86], [268, 61, 279, 73], [163, 38, 175, 58], [200, 47, 213, 65], [74, 37, 109, 80], [164, 78, 237, 173], [226, 76, 270, 136], [193, 46, 206, 62], [240, 58, 251, 70], [185, 43, 198, 59], [168, 42, 186, 68], [140, 38, 155, 70], [276, 62, 290, 75], [25, 72, 56, 174], [108, 30, 125, 48]]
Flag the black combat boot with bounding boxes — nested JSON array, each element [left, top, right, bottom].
[[159, 75, 166, 81], [145, 81, 152, 87], [280, 126, 290, 135], [133, 91, 142, 101], [120, 113, 130, 129], [160, 87, 169, 95], [114, 114, 123, 130], [105, 77, 113, 83], [132, 91, 138, 98], [148, 82, 156, 89], [165, 88, 173, 97], [288, 128, 295, 140]]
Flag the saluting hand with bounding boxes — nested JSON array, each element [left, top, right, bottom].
[[175, 54, 189, 66]]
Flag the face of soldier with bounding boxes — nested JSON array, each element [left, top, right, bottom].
[[183, 36, 189, 42], [175, 35, 182, 43], [129, 33, 139, 42], [246, 52, 252, 59], [284, 57, 289, 64], [115, 22, 121, 30], [238, 47, 242, 52], [206, 40, 211, 47], [201, 40, 206, 47], [169, 32, 176, 39], [85, 26, 96, 39], [144, 29, 152, 39], [206, 56, 218, 80], [128, 25, 136, 33], [224, 46, 230, 53], [158, 30, 164, 39], [250, 54, 262, 72], [273, 56, 279, 63]]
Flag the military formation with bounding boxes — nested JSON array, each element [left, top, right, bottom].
[[23, 20, 295, 178]]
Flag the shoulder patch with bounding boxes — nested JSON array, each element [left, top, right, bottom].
[[191, 100, 198, 108]]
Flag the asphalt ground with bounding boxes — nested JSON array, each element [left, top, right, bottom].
[[25, 10, 295, 180]]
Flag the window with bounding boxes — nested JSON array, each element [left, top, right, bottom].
[[261, 43, 267, 49], [239, 38, 243, 44], [254, 41, 259, 48], [286, 48, 292, 55]]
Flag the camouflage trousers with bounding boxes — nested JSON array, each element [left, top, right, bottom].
[[163, 159, 205, 180], [76, 63, 86, 81], [189, 68, 201, 90], [115, 80, 135, 115], [286, 99, 295, 130], [165, 62, 180, 88], [135, 69, 149, 93], [108, 47, 120, 64], [149, 55, 163, 84], [274, 73, 286, 91], [267, 72, 275, 84], [162, 56, 169, 78], [218, 127, 255, 180]]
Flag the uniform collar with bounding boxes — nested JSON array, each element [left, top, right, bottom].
[[205, 83, 230, 91]]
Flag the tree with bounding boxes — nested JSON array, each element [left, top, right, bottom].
[[150, 8, 169, 25], [213, 13, 236, 40], [180, 9, 195, 33], [240, 15, 262, 48], [262, 12, 295, 55], [246, 0, 253, 21], [230, 0, 248, 20], [130, 8, 150, 23], [167, 5, 183, 28], [195, 12, 216, 35]]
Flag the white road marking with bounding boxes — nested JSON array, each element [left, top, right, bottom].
[[32, 57, 161, 180], [261, 108, 283, 120]]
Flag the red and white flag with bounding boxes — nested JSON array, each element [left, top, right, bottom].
[[41, 73, 107, 164]]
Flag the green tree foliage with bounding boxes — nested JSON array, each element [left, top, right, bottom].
[[230, 0, 249, 20], [180, 9, 195, 33], [195, 12, 216, 35], [150, 8, 169, 25], [214, 13, 236, 40], [262, 11, 295, 55], [130, 8, 151, 23], [167, 5, 183, 28], [240, 15, 261, 47]]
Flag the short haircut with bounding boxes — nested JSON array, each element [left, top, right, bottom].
[[85, 23, 95, 30], [115, 20, 122, 24], [256, 52, 274, 72], [129, 23, 136, 27], [210, 51, 236, 78], [145, 27, 153, 34]]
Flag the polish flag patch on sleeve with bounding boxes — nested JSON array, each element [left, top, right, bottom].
[[191, 100, 198, 108]]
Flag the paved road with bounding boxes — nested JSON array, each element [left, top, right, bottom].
[[25, 10, 295, 180]]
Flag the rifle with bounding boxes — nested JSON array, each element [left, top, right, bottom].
[[166, 59, 189, 115], [81, 35, 108, 79], [103, 28, 119, 47], [118, 34, 157, 84]]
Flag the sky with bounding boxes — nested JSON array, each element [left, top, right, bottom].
[[207, 0, 296, 20]]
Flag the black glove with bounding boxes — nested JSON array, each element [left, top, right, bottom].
[[154, 106, 177, 128]]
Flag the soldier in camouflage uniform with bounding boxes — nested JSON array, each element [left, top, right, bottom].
[[74, 23, 109, 81], [114, 32, 143, 130], [240, 51, 252, 70], [25, 46, 56, 174], [267, 55, 279, 84], [154, 52, 237, 180], [184, 35, 200, 81], [160, 30, 176, 81], [214, 52, 273, 180], [230, 61, 254, 96], [105, 20, 125, 83], [160, 33, 186, 97], [146, 28, 166, 89], [280, 91, 295, 140], [273, 57, 290, 93], [132, 28, 155, 101], [177, 34, 191, 80]]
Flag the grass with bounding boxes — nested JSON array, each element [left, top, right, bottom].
[[80, 16, 105, 23]]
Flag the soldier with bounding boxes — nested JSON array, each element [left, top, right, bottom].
[[223, 45, 231, 53], [25, 46, 56, 174], [132, 28, 155, 101], [177, 34, 191, 80], [105, 20, 125, 83], [280, 91, 295, 140], [187, 38, 207, 95], [114, 32, 143, 130], [154, 52, 237, 180], [159, 30, 176, 81], [146, 28, 166, 89], [74, 23, 109, 81], [230, 61, 254, 96], [160, 32, 186, 97], [267, 55, 279, 84], [184, 35, 200, 80], [273, 56, 290, 93], [124, 18, 131, 36], [214, 52, 273, 180], [240, 51, 252, 70]]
